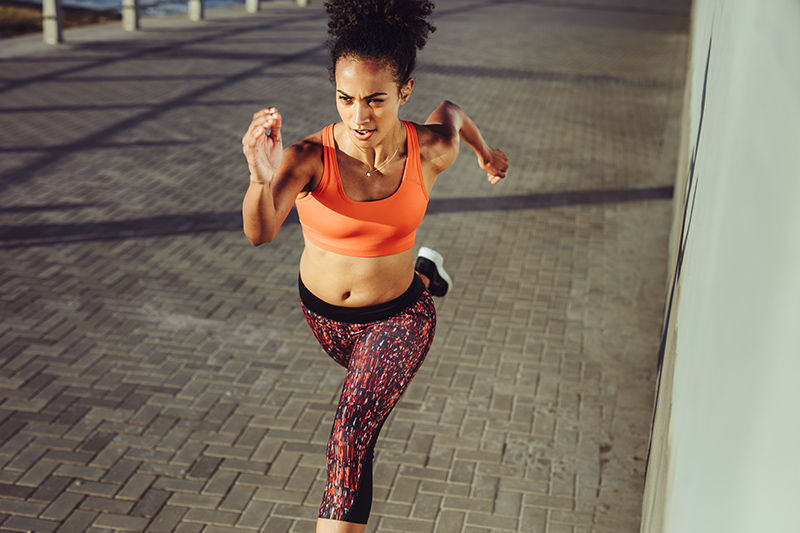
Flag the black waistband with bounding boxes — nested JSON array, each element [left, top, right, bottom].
[[298, 275, 425, 324]]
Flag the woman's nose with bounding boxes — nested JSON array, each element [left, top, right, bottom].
[[354, 102, 370, 125]]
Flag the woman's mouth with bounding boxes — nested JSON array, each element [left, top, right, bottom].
[[352, 128, 375, 141]]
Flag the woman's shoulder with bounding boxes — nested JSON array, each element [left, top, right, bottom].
[[288, 128, 325, 157], [282, 128, 327, 173], [408, 121, 458, 148], [407, 121, 459, 171]]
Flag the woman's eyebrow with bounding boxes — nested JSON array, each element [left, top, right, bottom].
[[336, 90, 389, 99]]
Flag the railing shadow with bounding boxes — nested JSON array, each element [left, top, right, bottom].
[[427, 185, 674, 214], [0, 186, 673, 249]]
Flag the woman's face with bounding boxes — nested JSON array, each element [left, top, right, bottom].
[[335, 56, 413, 148]]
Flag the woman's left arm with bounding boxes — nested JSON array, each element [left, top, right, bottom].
[[425, 100, 509, 184]]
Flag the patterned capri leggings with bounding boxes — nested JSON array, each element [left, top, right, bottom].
[[299, 275, 436, 524]]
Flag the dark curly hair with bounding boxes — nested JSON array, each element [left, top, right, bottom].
[[325, 0, 436, 87]]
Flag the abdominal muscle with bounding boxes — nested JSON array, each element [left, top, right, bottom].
[[299, 238, 417, 307]]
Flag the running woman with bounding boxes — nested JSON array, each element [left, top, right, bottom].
[[241, 1, 508, 531]]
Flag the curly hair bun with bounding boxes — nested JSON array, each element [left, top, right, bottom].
[[325, 0, 436, 84], [326, 0, 435, 51]]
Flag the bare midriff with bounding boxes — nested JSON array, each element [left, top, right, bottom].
[[299, 238, 416, 307]]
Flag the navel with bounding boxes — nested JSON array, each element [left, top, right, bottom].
[[342, 291, 351, 301]]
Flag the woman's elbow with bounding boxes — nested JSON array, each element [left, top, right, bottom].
[[244, 228, 275, 246]]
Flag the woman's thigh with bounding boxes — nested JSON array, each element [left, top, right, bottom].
[[320, 295, 436, 522]]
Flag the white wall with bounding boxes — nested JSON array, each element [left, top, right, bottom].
[[641, 1, 800, 532]]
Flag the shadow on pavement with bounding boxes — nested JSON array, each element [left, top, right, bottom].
[[0, 185, 673, 248]]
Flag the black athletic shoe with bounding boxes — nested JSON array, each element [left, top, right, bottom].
[[415, 246, 452, 297]]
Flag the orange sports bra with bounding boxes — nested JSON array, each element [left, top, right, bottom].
[[295, 121, 429, 257]]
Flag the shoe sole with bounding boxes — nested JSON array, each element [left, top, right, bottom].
[[417, 246, 452, 292]]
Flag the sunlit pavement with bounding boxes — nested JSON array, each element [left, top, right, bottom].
[[0, 1, 690, 531]]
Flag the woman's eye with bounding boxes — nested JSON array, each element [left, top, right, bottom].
[[338, 96, 352, 103], [369, 99, 383, 105]]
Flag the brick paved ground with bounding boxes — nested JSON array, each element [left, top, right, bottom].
[[0, 0, 690, 531]]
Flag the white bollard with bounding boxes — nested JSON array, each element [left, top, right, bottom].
[[296, 0, 308, 6], [122, 0, 139, 31], [188, 0, 204, 20], [42, 0, 63, 44], [246, 0, 259, 13]]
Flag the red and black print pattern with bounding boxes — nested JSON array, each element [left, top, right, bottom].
[[302, 292, 436, 524]]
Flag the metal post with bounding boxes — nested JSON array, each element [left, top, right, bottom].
[[188, 0, 204, 20], [297, 0, 308, 6], [122, 0, 139, 31], [246, 0, 259, 14], [42, 0, 63, 44]]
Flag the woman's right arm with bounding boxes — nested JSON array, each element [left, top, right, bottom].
[[241, 107, 317, 246]]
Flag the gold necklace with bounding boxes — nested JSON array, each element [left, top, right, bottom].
[[351, 125, 403, 178], [365, 143, 400, 178]]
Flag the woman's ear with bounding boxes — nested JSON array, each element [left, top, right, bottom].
[[399, 78, 415, 105]]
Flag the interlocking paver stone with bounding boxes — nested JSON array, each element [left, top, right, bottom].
[[54, 509, 97, 533], [0, 0, 688, 531]]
